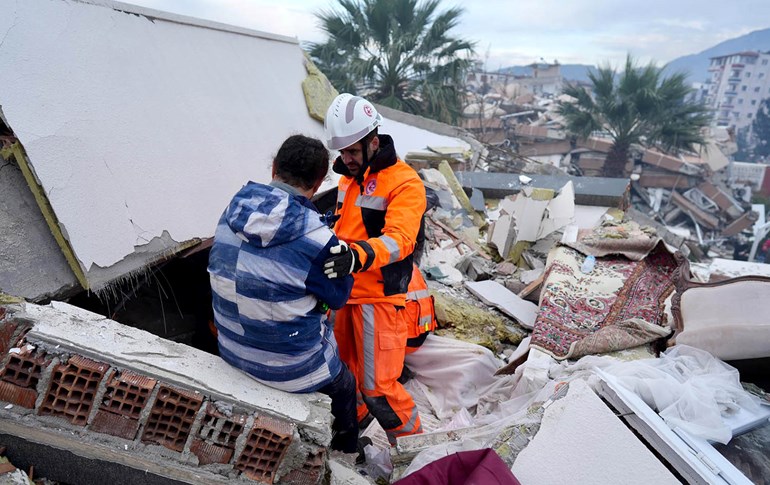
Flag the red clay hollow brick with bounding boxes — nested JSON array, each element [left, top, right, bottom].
[[141, 384, 203, 452], [0, 321, 19, 357], [190, 439, 234, 466], [90, 370, 157, 440], [198, 403, 247, 448], [0, 380, 38, 409], [279, 449, 326, 485], [234, 415, 294, 484], [190, 403, 247, 465], [0, 349, 49, 389], [90, 410, 142, 440], [38, 355, 108, 426], [101, 370, 157, 419]]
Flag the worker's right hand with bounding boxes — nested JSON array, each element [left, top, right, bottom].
[[324, 241, 362, 279]]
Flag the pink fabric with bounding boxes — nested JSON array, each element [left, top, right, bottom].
[[394, 448, 521, 485]]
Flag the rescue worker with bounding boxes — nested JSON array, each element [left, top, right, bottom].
[[323, 93, 426, 444], [208, 134, 358, 453]]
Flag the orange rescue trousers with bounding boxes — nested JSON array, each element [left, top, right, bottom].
[[333, 303, 422, 444]]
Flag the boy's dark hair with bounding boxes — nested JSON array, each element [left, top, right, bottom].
[[273, 135, 330, 190]]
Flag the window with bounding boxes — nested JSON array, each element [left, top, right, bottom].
[[742, 85, 748, 91], [751, 100, 757, 105], [733, 111, 741, 118], [738, 99, 744, 104], [755, 87, 761, 92], [763, 59, 769, 66], [746, 72, 752, 78], [760, 73, 765, 79], [748, 113, 754, 119]]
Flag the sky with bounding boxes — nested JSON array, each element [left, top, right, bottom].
[[127, 0, 770, 69]]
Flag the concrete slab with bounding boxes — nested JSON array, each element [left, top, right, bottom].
[[22, 302, 325, 428], [512, 380, 680, 485], [464, 280, 538, 329]]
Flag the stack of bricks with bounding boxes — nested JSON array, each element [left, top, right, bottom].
[[0, 305, 329, 484]]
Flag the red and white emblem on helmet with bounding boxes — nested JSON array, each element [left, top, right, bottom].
[[365, 180, 377, 195], [363, 105, 373, 117]]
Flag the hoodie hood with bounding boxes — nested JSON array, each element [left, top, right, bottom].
[[223, 182, 324, 248]]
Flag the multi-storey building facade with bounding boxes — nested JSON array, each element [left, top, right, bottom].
[[465, 61, 563, 97], [705, 51, 770, 132]]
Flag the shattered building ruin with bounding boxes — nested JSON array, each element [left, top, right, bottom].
[[1, 0, 770, 484]]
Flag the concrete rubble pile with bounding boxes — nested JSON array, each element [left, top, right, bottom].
[[357, 151, 770, 483], [462, 85, 769, 263]]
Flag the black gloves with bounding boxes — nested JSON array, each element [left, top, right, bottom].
[[324, 241, 362, 279]]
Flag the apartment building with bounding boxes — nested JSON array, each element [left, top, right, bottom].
[[705, 51, 770, 132]]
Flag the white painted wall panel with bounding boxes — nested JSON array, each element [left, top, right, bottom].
[[0, 0, 325, 281]]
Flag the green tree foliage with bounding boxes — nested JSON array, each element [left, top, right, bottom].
[[308, 0, 475, 124], [753, 98, 770, 160], [557, 56, 711, 178]]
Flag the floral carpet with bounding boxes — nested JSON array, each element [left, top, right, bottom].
[[530, 243, 679, 360]]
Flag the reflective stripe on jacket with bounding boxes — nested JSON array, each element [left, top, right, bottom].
[[333, 135, 427, 305]]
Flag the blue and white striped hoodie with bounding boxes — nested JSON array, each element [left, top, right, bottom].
[[208, 181, 353, 393]]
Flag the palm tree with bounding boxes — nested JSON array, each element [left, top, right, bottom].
[[557, 56, 711, 178], [308, 0, 475, 124]]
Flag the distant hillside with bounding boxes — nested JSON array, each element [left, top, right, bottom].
[[664, 27, 770, 84], [497, 64, 598, 84]]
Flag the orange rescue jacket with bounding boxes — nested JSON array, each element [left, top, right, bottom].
[[333, 135, 427, 305]]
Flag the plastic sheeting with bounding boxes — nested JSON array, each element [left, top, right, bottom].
[[602, 345, 765, 444], [405, 335, 503, 420]]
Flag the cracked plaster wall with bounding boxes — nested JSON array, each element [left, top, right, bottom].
[[0, 0, 327, 288], [0, 0, 476, 292]]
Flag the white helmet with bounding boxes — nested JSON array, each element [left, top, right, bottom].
[[324, 93, 383, 150]]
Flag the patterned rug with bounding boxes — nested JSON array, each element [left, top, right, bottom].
[[564, 220, 661, 261], [530, 243, 678, 360]]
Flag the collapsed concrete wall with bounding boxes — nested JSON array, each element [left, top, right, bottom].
[[0, 302, 332, 484]]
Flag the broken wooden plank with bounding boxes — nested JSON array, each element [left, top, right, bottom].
[[517, 273, 545, 299], [429, 216, 492, 260], [438, 160, 486, 227]]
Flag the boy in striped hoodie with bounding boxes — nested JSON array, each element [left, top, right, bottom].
[[208, 135, 357, 452]]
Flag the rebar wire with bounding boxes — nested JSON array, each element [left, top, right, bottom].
[[157, 281, 167, 336], [155, 268, 184, 321]]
